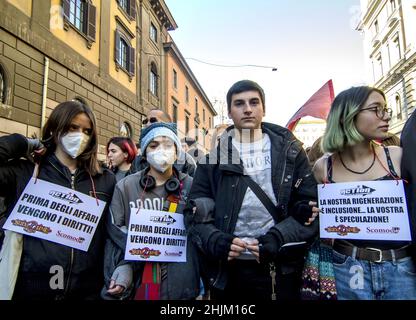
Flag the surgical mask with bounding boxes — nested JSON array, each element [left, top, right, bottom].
[[146, 148, 176, 173], [60, 132, 90, 159]]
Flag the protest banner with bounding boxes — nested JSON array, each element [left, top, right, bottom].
[[125, 208, 187, 262], [318, 180, 411, 240], [3, 178, 106, 251]]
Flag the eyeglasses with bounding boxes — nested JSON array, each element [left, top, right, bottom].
[[142, 117, 158, 125], [360, 104, 392, 120]]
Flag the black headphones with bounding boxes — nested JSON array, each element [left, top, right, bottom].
[[139, 170, 181, 194]]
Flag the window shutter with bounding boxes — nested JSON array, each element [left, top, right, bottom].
[[115, 30, 121, 64], [62, 0, 70, 21], [129, 46, 135, 75], [86, 3, 96, 41], [129, 0, 136, 20]]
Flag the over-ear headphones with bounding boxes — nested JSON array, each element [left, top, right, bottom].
[[139, 172, 180, 194]]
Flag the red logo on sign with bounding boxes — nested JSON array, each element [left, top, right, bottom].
[[129, 247, 161, 259], [11, 219, 52, 234], [325, 225, 360, 236]]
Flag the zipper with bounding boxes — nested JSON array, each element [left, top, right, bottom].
[[276, 140, 296, 207], [64, 173, 76, 296]]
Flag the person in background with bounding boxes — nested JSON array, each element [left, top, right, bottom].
[[210, 124, 229, 151], [313, 86, 416, 300], [380, 132, 400, 147], [102, 122, 199, 300], [0, 100, 116, 300], [184, 136, 206, 164], [306, 136, 324, 167], [106, 137, 138, 182]]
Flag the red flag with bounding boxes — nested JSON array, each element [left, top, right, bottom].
[[286, 80, 335, 131]]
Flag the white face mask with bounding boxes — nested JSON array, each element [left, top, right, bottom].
[[146, 148, 176, 173], [60, 132, 90, 159]]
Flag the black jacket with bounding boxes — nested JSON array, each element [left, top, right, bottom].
[[184, 123, 318, 290], [0, 133, 116, 300], [401, 111, 416, 242]]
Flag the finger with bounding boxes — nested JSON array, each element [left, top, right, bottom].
[[251, 251, 259, 258], [107, 285, 124, 294], [230, 244, 245, 253], [246, 244, 259, 253], [309, 201, 317, 207], [304, 221, 311, 226], [229, 250, 241, 257], [232, 238, 247, 247], [245, 239, 259, 246], [109, 279, 115, 289]]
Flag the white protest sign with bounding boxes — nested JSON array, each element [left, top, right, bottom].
[[3, 178, 106, 251], [125, 208, 187, 262], [318, 180, 411, 241]]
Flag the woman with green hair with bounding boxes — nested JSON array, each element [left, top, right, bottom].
[[312, 86, 416, 300]]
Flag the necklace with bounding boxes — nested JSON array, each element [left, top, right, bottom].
[[339, 145, 376, 175]]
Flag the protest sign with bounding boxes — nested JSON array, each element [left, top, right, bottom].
[[125, 208, 187, 262], [318, 180, 411, 241], [3, 178, 106, 251]]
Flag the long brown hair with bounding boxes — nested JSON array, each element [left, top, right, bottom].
[[41, 100, 101, 176]]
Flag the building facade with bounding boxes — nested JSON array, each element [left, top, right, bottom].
[[164, 38, 216, 152], [292, 117, 326, 149], [357, 0, 416, 135], [0, 0, 177, 158]]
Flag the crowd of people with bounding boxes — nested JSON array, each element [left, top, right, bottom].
[[0, 79, 415, 301]]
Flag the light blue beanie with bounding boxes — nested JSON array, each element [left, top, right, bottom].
[[140, 122, 182, 158]]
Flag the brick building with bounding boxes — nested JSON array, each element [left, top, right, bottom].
[[0, 0, 179, 158]]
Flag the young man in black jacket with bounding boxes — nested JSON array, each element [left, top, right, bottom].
[[185, 80, 319, 301]]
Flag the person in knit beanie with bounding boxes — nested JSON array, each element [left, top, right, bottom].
[[132, 111, 197, 177], [102, 122, 200, 300]]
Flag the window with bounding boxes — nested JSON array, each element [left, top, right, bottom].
[[173, 69, 178, 89], [62, 0, 96, 43], [150, 23, 157, 43], [150, 63, 158, 96], [115, 30, 135, 76], [374, 54, 383, 80], [118, 38, 128, 70], [203, 108, 206, 122], [393, 35, 401, 63], [395, 95, 402, 120], [185, 115, 189, 134], [69, 0, 84, 32], [195, 98, 198, 115], [185, 86, 189, 103], [119, 0, 128, 10], [374, 20, 379, 35], [209, 117, 212, 128], [173, 104, 178, 123], [0, 65, 6, 103], [120, 122, 132, 137], [195, 125, 199, 142], [390, 0, 396, 12], [117, 0, 135, 19]]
